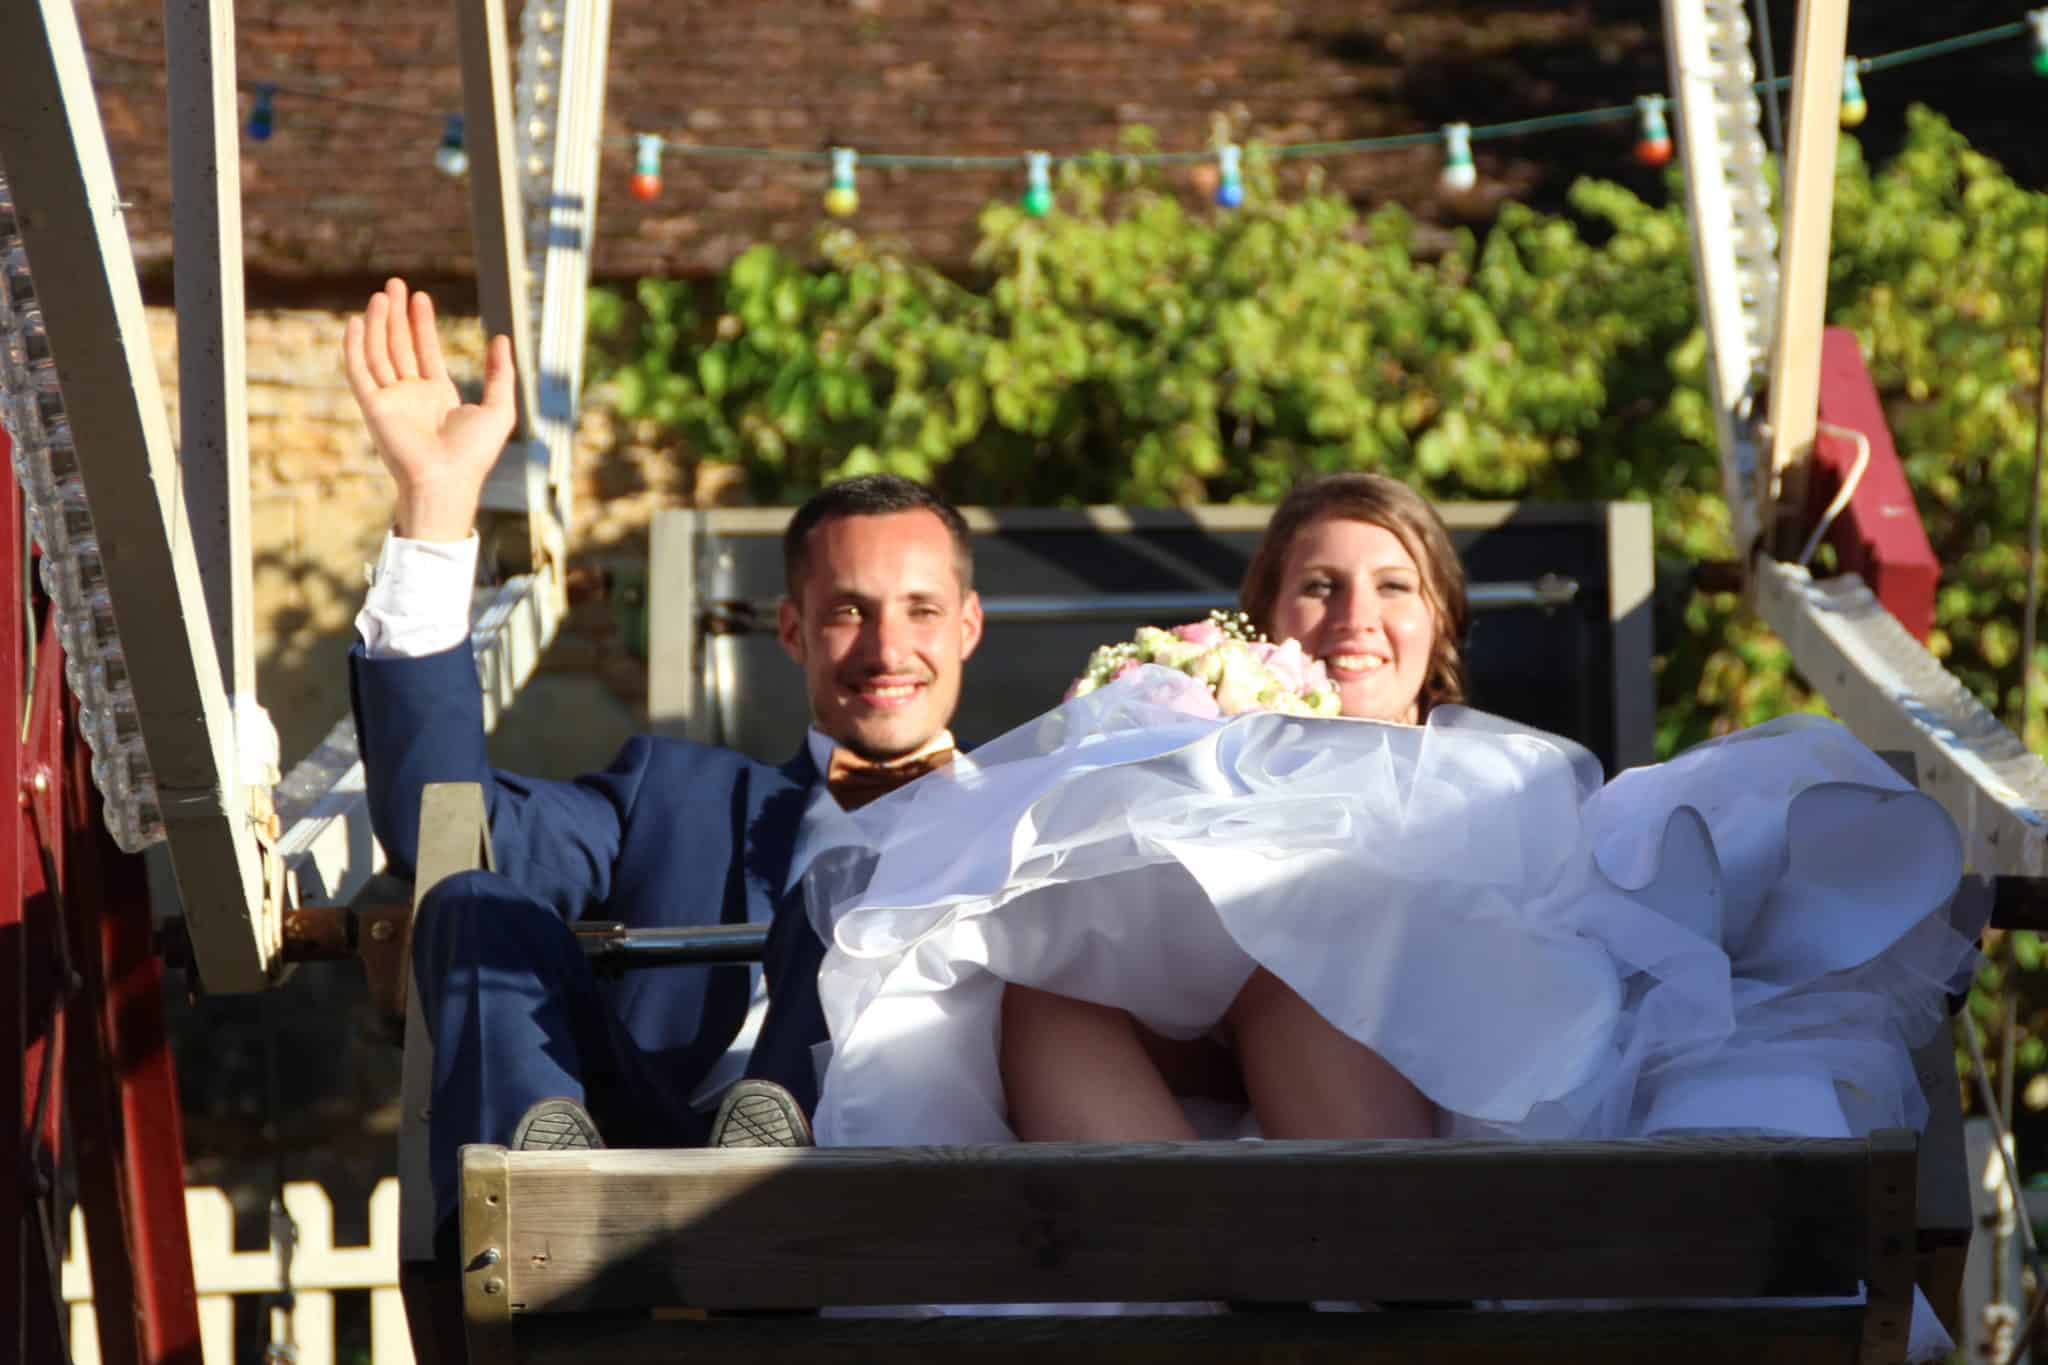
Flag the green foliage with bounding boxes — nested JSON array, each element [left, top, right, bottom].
[[587, 108, 2046, 757]]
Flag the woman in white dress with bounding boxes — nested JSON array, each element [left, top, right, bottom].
[[998, 474, 1462, 1144], [803, 473, 1979, 1163]]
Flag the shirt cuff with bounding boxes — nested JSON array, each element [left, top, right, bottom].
[[353, 531, 480, 659]]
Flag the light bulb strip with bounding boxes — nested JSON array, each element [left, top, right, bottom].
[[65, 15, 2037, 179], [515, 0, 566, 337]]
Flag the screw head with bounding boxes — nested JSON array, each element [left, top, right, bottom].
[[369, 919, 397, 943]]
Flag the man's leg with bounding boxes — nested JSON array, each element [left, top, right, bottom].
[[409, 869, 710, 1238]]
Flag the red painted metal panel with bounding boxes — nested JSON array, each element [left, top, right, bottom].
[[61, 681, 202, 1364], [1810, 327, 1941, 641], [5, 405, 201, 1361]]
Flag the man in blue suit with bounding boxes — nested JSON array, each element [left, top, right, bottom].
[[343, 279, 984, 1234]]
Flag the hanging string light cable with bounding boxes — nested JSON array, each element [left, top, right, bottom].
[[74, 14, 2041, 194]]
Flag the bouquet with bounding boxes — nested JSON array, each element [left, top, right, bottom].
[[1066, 611, 1342, 718]]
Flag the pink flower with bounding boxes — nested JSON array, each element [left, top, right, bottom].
[[1173, 620, 1224, 647], [1261, 639, 1309, 693]]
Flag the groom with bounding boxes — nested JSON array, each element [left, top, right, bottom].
[[343, 278, 984, 1232]]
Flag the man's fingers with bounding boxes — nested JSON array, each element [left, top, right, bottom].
[[413, 291, 449, 383], [480, 334, 518, 418], [362, 291, 396, 387], [385, 278, 419, 381]]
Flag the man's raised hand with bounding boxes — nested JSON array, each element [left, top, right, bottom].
[[343, 277, 518, 542]]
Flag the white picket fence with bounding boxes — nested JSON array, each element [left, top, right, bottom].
[[60, 1178, 414, 1365]]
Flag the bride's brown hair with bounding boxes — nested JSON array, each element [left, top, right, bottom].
[[1238, 473, 1470, 718]]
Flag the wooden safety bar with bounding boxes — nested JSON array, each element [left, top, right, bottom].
[[456, 1131, 1922, 1364]]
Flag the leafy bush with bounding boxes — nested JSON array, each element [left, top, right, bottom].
[[589, 108, 2044, 752]]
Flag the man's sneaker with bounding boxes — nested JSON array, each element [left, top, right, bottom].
[[710, 1080, 814, 1148], [511, 1097, 605, 1151]]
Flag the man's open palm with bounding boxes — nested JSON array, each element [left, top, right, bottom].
[[343, 278, 517, 540]]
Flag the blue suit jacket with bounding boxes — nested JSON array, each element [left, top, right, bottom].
[[350, 641, 832, 1113]]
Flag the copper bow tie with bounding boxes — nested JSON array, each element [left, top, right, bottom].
[[825, 745, 957, 811]]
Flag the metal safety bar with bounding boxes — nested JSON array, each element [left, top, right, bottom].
[[573, 921, 771, 966], [702, 574, 1581, 634]]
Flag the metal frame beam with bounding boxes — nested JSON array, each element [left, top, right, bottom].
[[0, 0, 270, 991], [1660, 0, 1776, 568], [1756, 560, 2048, 877], [1762, 0, 1850, 557], [166, 0, 256, 702]]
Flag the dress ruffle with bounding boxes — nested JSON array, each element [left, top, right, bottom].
[[796, 667, 1982, 1353], [803, 667, 1976, 1148]]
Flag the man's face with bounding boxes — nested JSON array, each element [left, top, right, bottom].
[[779, 508, 983, 760]]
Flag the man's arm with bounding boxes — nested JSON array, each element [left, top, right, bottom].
[[342, 279, 624, 916]]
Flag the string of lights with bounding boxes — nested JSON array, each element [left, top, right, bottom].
[[82, 10, 2048, 214]]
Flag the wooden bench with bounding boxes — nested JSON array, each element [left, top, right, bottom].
[[389, 781, 1973, 1364], [454, 1132, 1923, 1363]]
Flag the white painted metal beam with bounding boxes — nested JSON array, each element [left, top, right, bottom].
[[1755, 561, 2048, 876], [529, 0, 612, 555], [0, 0, 271, 990], [165, 0, 255, 702], [1660, 0, 1777, 567]]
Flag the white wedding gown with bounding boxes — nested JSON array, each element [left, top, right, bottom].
[[792, 666, 1982, 1354]]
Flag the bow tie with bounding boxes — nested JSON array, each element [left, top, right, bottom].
[[826, 744, 957, 811]]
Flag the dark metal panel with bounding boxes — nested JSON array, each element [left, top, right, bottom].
[[688, 504, 1642, 777]]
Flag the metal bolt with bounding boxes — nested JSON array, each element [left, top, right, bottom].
[[483, 1278, 503, 1296], [369, 919, 397, 943]]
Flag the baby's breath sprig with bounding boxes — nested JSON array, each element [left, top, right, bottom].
[[1207, 609, 1267, 644]]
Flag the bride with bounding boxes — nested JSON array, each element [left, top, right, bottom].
[[796, 474, 1979, 1350]]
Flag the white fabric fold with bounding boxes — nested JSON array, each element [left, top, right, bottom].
[[799, 667, 1981, 1356]]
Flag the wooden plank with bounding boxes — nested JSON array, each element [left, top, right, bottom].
[[1762, 0, 1850, 556], [459, 1146, 514, 1365], [1858, 1131, 1917, 1364], [0, 0, 270, 991], [1605, 500, 1655, 769], [513, 1307, 1867, 1364], [1909, 1030, 1970, 1341], [1754, 560, 2048, 876], [480, 1138, 1880, 1312], [164, 0, 254, 699], [453, 0, 538, 441], [647, 507, 698, 739]]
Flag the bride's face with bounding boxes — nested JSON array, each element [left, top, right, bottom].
[[1267, 516, 1437, 723]]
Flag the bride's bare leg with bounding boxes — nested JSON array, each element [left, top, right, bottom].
[[1000, 984, 1199, 1141], [1226, 968, 1435, 1139]]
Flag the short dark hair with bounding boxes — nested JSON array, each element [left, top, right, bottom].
[[782, 474, 975, 597], [1239, 473, 1469, 718]]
